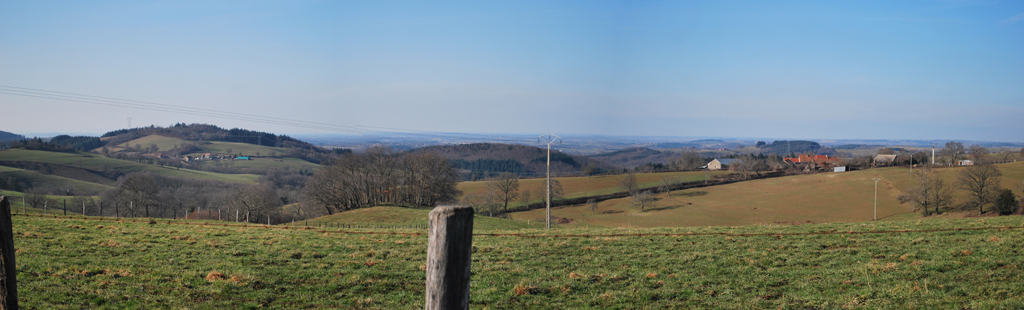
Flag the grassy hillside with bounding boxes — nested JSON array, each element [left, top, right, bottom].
[[193, 156, 319, 171], [102, 134, 189, 152], [0, 166, 113, 195], [197, 141, 290, 157], [457, 170, 734, 208], [307, 205, 535, 230], [510, 162, 1024, 228], [105, 135, 291, 157], [413, 143, 615, 179], [587, 147, 678, 168], [0, 149, 258, 184], [12, 214, 1024, 308]]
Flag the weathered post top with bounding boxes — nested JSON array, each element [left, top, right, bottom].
[[425, 205, 474, 310]]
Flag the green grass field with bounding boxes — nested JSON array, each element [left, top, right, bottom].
[[0, 166, 113, 195], [0, 149, 258, 184], [11, 214, 1024, 308], [307, 205, 536, 230], [104, 135, 291, 157], [103, 135, 190, 153], [197, 141, 291, 157], [507, 162, 1024, 228], [193, 157, 319, 172], [457, 170, 734, 209]]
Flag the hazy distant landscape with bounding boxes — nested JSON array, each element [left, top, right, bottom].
[[3, 1, 1024, 308]]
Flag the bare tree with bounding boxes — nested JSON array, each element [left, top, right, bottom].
[[488, 172, 520, 212], [536, 179, 564, 202], [303, 148, 459, 214], [967, 144, 989, 164], [904, 166, 955, 216], [70, 196, 93, 216], [519, 188, 532, 206], [943, 141, 964, 166], [461, 192, 497, 216], [588, 198, 598, 215], [231, 185, 280, 223], [118, 173, 159, 218], [672, 151, 704, 170], [955, 164, 1002, 215], [632, 190, 655, 212], [748, 158, 770, 176], [659, 177, 674, 196], [620, 171, 639, 196], [24, 190, 46, 210]]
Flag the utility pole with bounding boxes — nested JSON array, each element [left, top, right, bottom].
[[538, 134, 561, 230], [931, 143, 935, 165], [872, 178, 881, 221]]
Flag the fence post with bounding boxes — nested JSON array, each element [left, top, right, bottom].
[[425, 205, 474, 310], [0, 196, 20, 309]]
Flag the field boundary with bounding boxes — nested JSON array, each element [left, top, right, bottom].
[[502, 171, 792, 215], [14, 213, 1022, 239]]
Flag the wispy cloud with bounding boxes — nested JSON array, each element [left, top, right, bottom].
[[1000, 12, 1024, 26]]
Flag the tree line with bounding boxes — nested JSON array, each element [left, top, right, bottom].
[[302, 146, 461, 215], [902, 144, 1023, 217]]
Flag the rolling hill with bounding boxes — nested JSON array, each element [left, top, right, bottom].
[[587, 147, 679, 168], [0, 148, 259, 185], [0, 165, 113, 195], [412, 143, 616, 180], [105, 134, 294, 157], [457, 170, 734, 210], [507, 162, 1024, 228], [0, 130, 25, 142]]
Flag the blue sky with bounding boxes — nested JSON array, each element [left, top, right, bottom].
[[1, 1, 1022, 141]]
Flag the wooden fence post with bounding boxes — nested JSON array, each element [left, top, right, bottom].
[[425, 205, 474, 310], [0, 196, 20, 309]]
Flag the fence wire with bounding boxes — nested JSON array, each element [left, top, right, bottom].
[[13, 213, 1022, 238]]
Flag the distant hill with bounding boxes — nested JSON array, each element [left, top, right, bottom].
[[758, 140, 836, 156], [0, 130, 24, 142], [101, 123, 320, 150], [651, 139, 746, 150], [587, 147, 678, 169], [410, 143, 614, 180]]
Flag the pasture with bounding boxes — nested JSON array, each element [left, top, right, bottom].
[[509, 162, 1024, 228], [457, 170, 733, 208], [193, 157, 319, 172], [10, 213, 1024, 308], [199, 141, 291, 157], [0, 149, 259, 184], [0, 166, 113, 195], [102, 135, 189, 153], [102, 135, 291, 157], [308, 205, 535, 230]]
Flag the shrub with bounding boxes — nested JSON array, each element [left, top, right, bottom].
[[993, 189, 1018, 216]]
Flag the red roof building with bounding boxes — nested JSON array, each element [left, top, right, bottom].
[[784, 154, 840, 165]]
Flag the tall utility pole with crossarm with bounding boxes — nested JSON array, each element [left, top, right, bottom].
[[538, 134, 561, 230]]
